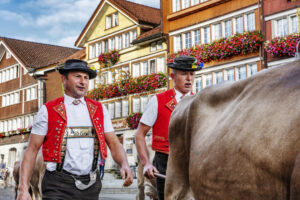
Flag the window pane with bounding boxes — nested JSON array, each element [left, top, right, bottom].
[[236, 16, 243, 33], [157, 57, 165, 73], [132, 98, 140, 113], [182, 0, 190, 9], [195, 77, 202, 93], [106, 15, 111, 29], [185, 32, 191, 48], [194, 30, 200, 45], [141, 96, 148, 112], [204, 27, 210, 44], [238, 66, 247, 80], [247, 13, 255, 31], [214, 23, 221, 40], [205, 74, 212, 87], [141, 62, 148, 75], [115, 102, 121, 118], [191, 0, 199, 6], [291, 16, 298, 33], [157, 40, 162, 49], [151, 42, 156, 51], [227, 68, 234, 81], [122, 100, 128, 117], [149, 60, 156, 74], [108, 103, 115, 119], [225, 20, 232, 37], [250, 64, 257, 76], [133, 63, 140, 77], [216, 71, 223, 84], [112, 13, 118, 27], [175, 35, 182, 52], [124, 33, 130, 48]]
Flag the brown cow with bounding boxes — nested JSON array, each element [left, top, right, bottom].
[[165, 60, 300, 200], [14, 151, 45, 200]]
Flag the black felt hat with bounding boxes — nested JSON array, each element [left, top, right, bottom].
[[167, 56, 203, 71], [58, 59, 97, 79]]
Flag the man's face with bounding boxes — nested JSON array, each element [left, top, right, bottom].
[[171, 69, 195, 95], [62, 71, 89, 99]]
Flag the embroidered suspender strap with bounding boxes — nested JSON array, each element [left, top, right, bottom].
[[92, 131, 100, 171], [56, 132, 67, 171]]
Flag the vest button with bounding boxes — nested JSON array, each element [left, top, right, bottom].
[[54, 135, 57, 138], [56, 128, 58, 131], [57, 120, 60, 123], [165, 145, 169, 147]]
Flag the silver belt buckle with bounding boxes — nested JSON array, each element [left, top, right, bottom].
[[72, 169, 97, 190]]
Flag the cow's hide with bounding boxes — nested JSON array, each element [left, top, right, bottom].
[[165, 60, 300, 200], [14, 151, 45, 200]]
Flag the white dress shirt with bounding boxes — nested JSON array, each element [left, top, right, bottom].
[[140, 89, 192, 127], [31, 94, 114, 175]]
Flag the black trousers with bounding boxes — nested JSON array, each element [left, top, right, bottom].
[[42, 170, 102, 200], [153, 152, 169, 200]]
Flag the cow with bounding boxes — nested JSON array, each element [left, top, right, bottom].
[[13, 151, 45, 200], [165, 59, 300, 200]]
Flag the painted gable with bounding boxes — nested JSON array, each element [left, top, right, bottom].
[[86, 2, 136, 43]]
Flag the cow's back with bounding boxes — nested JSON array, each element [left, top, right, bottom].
[[166, 60, 300, 200]]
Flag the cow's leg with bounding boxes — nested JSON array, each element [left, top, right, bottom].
[[165, 113, 194, 200], [290, 152, 300, 199]]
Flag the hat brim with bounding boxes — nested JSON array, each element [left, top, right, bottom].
[[58, 68, 97, 79], [167, 63, 202, 71]]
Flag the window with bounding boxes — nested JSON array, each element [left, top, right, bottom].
[[132, 63, 140, 77], [212, 23, 221, 41], [216, 71, 223, 84], [131, 30, 137, 43], [224, 20, 232, 38], [236, 65, 247, 80], [205, 74, 212, 87], [112, 13, 118, 27], [132, 98, 140, 113], [194, 77, 202, 93], [157, 40, 162, 50], [2, 96, 5, 107], [141, 62, 148, 75], [291, 15, 298, 33], [116, 35, 122, 50], [109, 38, 115, 50], [151, 42, 156, 51], [191, 0, 199, 6], [106, 15, 111, 29], [0, 121, 3, 132], [202, 27, 210, 44], [14, 93, 19, 104], [194, 30, 201, 45], [108, 103, 115, 119], [246, 13, 255, 31], [172, 0, 180, 12], [157, 57, 165, 73], [275, 18, 288, 37], [235, 16, 244, 34], [141, 96, 149, 112], [122, 100, 129, 117], [149, 60, 156, 74], [124, 33, 130, 48], [185, 32, 191, 49], [96, 43, 101, 57], [103, 40, 108, 53], [182, 0, 190, 9], [227, 68, 234, 81], [174, 35, 182, 52], [248, 63, 257, 76], [115, 101, 121, 118]]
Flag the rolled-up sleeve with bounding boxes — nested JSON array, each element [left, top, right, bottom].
[[140, 96, 158, 127], [31, 105, 48, 136]]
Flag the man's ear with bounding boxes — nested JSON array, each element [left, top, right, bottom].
[[170, 72, 175, 80]]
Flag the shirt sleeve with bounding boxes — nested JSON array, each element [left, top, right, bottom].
[[31, 105, 48, 136], [102, 105, 114, 133], [140, 96, 158, 127]]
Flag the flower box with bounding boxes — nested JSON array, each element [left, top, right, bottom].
[[265, 33, 300, 57], [98, 50, 120, 68], [87, 73, 167, 100], [126, 112, 142, 129], [168, 30, 263, 64]]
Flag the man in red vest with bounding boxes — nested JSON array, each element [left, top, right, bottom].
[[17, 59, 133, 200], [135, 56, 202, 200]]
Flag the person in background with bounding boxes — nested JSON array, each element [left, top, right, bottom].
[[99, 159, 105, 180], [135, 56, 202, 200], [17, 59, 133, 200]]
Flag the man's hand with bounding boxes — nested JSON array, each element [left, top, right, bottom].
[[143, 162, 159, 179], [120, 165, 133, 187], [17, 188, 32, 200]]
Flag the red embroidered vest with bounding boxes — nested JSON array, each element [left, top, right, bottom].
[[42, 97, 107, 163], [152, 89, 177, 154]]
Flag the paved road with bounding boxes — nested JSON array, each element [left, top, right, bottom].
[[0, 186, 150, 200]]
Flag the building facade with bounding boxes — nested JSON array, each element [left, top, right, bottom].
[[75, 0, 168, 171], [163, 0, 264, 92], [0, 37, 78, 169], [264, 0, 299, 67]]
